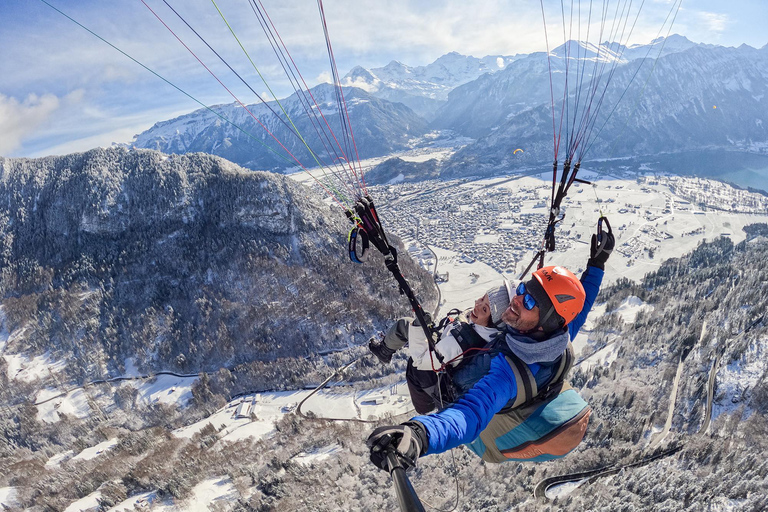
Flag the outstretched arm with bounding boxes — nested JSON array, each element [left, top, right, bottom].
[[569, 217, 614, 338], [569, 265, 604, 338], [410, 355, 539, 454]]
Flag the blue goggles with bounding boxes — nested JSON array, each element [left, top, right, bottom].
[[516, 282, 538, 311]]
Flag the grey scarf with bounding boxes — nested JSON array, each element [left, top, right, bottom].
[[504, 328, 569, 364]]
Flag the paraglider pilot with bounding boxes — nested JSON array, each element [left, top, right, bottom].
[[367, 221, 615, 470]]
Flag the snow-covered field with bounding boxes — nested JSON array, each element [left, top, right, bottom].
[[174, 383, 414, 442], [34, 374, 198, 423], [0, 487, 19, 509]]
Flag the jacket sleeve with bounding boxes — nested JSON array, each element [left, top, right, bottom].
[[568, 265, 604, 339], [411, 354, 540, 454]]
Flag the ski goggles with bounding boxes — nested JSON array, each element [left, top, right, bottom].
[[516, 282, 538, 311]]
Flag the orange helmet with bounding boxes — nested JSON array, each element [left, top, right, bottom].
[[531, 266, 585, 330]]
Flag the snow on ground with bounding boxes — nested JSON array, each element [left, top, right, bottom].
[[545, 478, 589, 500], [612, 296, 653, 323], [36, 387, 92, 423], [5, 350, 67, 383], [154, 477, 238, 512], [36, 373, 197, 423], [0, 306, 7, 353], [708, 497, 748, 511], [571, 302, 607, 358], [130, 374, 196, 406], [106, 491, 157, 512], [174, 382, 413, 443], [711, 333, 768, 420], [45, 449, 74, 468], [71, 438, 118, 463], [123, 358, 141, 377], [63, 490, 102, 512], [488, 174, 768, 286], [294, 444, 343, 466], [426, 246, 504, 313], [580, 342, 620, 371], [0, 487, 19, 508]]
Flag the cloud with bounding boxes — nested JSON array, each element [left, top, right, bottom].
[[316, 71, 333, 85], [696, 11, 729, 34], [0, 93, 62, 156]]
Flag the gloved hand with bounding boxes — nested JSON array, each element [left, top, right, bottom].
[[588, 217, 615, 270], [366, 421, 428, 471]]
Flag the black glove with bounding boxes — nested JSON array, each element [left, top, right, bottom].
[[366, 421, 428, 471], [588, 217, 615, 270]]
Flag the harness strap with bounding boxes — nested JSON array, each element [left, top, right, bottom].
[[347, 196, 444, 364], [500, 342, 575, 413], [504, 354, 538, 410]]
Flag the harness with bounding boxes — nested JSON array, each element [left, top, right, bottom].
[[425, 319, 575, 415], [499, 342, 575, 413]]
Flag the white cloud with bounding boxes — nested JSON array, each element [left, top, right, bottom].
[[316, 71, 333, 84], [0, 93, 62, 155], [696, 11, 729, 34]]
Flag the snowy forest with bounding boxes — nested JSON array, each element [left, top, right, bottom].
[[1, 145, 767, 512]]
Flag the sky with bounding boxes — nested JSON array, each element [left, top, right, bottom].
[[1, 0, 765, 158]]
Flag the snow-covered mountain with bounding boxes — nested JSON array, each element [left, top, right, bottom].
[[0, 147, 435, 377], [342, 52, 524, 118], [131, 84, 427, 172], [430, 35, 708, 139], [438, 38, 768, 177], [131, 35, 768, 183]]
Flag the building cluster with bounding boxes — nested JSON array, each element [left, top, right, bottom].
[[376, 180, 576, 275], [365, 173, 766, 275], [644, 176, 768, 214]]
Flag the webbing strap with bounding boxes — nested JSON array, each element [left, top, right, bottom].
[[346, 196, 443, 363], [500, 342, 574, 413], [505, 355, 538, 410], [551, 343, 574, 384]]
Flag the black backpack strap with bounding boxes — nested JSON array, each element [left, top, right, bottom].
[[449, 321, 490, 353]]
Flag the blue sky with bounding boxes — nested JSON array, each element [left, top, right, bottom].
[[1, 0, 765, 158]]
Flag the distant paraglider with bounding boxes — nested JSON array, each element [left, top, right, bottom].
[[513, 148, 524, 155]]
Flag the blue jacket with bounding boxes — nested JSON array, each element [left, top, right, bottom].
[[413, 265, 604, 455]]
